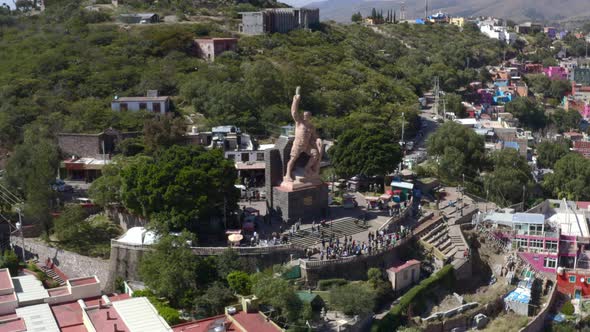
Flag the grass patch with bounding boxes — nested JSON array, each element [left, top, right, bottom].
[[482, 312, 529, 332]]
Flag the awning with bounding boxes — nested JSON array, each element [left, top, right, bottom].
[[235, 162, 265, 171]]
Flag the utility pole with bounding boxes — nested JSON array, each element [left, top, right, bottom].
[[433, 77, 440, 117], [461, 174, 465, 217], [223, 197, 227, 230], [522, 185, 526, 212], [399, 112, 405, 173], [16, 208, 24, 261]]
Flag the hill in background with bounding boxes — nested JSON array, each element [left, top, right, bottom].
[[304, 0, 590, 23]]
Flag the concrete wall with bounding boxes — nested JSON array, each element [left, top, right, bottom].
[[10, 238, 111, 291], [300, 238, 414, 285], [111, 100, 168, 114], [109, 242, 305, 285], [106, 206, 147, 232], [519, 285, 558, 332]]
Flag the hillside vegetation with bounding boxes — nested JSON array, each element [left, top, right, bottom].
[[0, 1, 507, 149]]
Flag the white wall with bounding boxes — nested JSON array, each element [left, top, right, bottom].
[[111, 101, 168, 114]]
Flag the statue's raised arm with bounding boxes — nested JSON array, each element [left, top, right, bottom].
[[291, 87, 302, 123]]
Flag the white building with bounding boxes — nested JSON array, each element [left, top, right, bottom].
[[111, 90, 171, 114], [479, 24, 516, 44]]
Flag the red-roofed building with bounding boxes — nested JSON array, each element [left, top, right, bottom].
[[564, 132, 584, 142], [386, 260, 421, 292], [172, 297, 283, 332], [574, 141, 590, 159]]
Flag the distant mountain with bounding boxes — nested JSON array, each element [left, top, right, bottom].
[[306, 0, 590, 23], [280, 0, 317, 6]]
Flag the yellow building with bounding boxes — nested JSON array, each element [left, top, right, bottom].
[[450, 17, 465, 28]]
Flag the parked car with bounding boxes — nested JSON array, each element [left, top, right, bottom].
[[52, 179, 73, 192]]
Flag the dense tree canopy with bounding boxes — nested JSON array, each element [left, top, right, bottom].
[[548, 109, 581, 134], [329, 128, 402, 179], [484, 149, 532, 207], [536, 141, 570, 169], [252, 273, 303, 323], [543, 153, 590, 201], [427, 121, 485, 181], [120, 145, 238, 232], [505, 98, 547, 130]]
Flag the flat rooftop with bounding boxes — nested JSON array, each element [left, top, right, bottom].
[[111, 297, 171, 332], [68, 277, 98, 287], [171, 315, 235, 332], [16, 303, 60, 332], [12, 275, 49, 305], [230, 311, 282, 332], [0, 317, 26, 332], [0, 270, 13, 293]]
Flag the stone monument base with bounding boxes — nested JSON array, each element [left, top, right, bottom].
[[271, 183, 329, 223]]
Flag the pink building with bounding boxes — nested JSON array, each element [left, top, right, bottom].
[[543, 66, 568, 80]]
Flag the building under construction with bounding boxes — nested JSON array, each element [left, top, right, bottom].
[[239, 8, 320, 35]]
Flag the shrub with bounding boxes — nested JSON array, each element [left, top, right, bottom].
[[318, 278, 348, 291], [561, 301, 575, 316], [227, 271, 252, 295], [0, 250, 20, 275], [373, 265, 455, 332]]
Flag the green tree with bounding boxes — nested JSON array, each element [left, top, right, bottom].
[[139, 232, 199, 309], [543, 153, 590, 200], [120, 145, 238, 232], [227, 271, 252, 295], [548, 80, 572, 99], [252, 273, 302, 323], [142, 114, 187, 154], [536, 141, 570, 169], [194, 282, 236, 317], [329, 283, 376, 316], [0, 250, 20, 275], [484, 149, 532, 206], [217, 249, 246, 279], [351, 12, 362, 23], [427, 121, 485, 181], [5, 126, 59, 235], [525, 74, 551, 96], [549, 109, 581, 133], [445, 93, 466, 118], [505, 98, 547, 130], [329, 128, 402, 179]]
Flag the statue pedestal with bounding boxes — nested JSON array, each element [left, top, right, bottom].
[[271, 183, 329, 223]]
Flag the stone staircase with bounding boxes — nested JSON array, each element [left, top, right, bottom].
[[420, 221, 469, 262], [39, 265, 66, 286], [286, 217, 369, 249]]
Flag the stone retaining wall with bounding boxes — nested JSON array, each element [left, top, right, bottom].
[[10, 237, 112, 291], [109, 241, 306, 284]]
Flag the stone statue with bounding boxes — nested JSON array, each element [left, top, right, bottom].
[[283, 87, 323, 183]]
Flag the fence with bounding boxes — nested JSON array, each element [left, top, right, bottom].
[[299, 236, 413, 269], [378, 198, 413, 233], [110, 239, 299, 256]]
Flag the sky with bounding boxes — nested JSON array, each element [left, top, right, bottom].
[[280, 0, 319, 7]]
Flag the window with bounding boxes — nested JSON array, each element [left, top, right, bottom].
[[530, 225, 543, 235], [587, 278, 590, 285], [139, 103, 147, 110], [227, 154, 235, 161], [403, 270, 408, 280], [514, 238, 527, 249], [570, 275, 577, 283], [120, 103, 128, 111], [544, 257, 557, 269], [257, 153, 264, 161], [546, 241, 558, 252], [153, 103, 161, 113], [529, 239, 543, 249], [241, 153, 249, 162]]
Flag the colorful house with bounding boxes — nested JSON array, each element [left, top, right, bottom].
[[543, 66, 568, 80], [557, 268, 590, 299]]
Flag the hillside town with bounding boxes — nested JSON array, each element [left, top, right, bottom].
[[2, 0, 590, 331]]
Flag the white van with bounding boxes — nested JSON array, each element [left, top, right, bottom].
[[235, 185, 247, 199]]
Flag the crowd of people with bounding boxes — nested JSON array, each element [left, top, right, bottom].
[[314, 227, 412, 261]]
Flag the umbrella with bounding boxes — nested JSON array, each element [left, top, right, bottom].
[[228, 234, 243, 243]]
